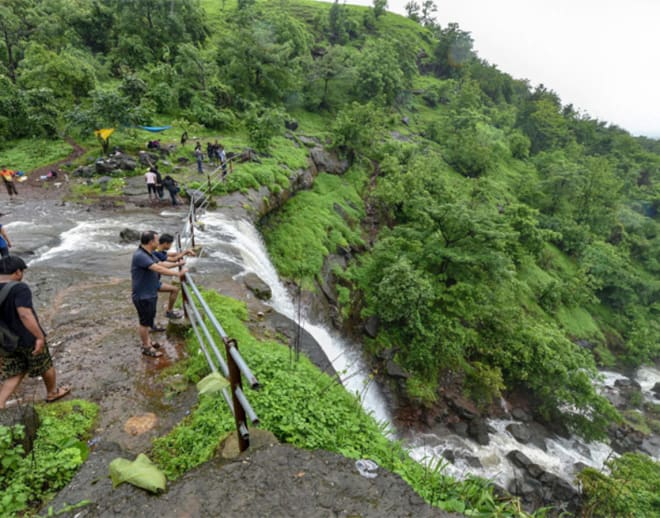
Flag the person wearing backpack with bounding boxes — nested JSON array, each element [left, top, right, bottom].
[[0, 256, 71, 408]]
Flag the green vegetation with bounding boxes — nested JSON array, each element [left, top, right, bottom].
[[262, 168, 367, 285], [1, 0, 660, 513], [0, 139, 72, 171], [578, 453, 660, 517], [0, 400, 98, 517], [152, 292, 537, 516]]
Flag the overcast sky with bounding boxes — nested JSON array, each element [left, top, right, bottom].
[[317, 0, 660, 138]]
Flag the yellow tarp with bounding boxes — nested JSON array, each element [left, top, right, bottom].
[[94, 128, 115, 140]]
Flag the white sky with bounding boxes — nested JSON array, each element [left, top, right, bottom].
[[316, 0, 660, 138]]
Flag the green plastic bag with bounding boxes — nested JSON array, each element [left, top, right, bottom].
[[109, 453, 166, 493], [196, 371, 230, 396]]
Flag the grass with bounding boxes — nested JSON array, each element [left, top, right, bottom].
[[151, 291, 534, 517], [261, 167, 368, 286], [0, 138, 73, 172]]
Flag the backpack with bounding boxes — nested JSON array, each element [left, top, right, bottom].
[[0, 281, 21, 352]]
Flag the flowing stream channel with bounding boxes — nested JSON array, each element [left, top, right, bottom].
[[5, 200, 659, 492]]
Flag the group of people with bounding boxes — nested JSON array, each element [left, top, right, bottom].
[[194, 140, 232, 177], [144, 166, 182, 206], [130, 231, 195, 357], [0, 228, 197, 407]]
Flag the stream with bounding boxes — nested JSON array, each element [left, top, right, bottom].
[[3, 198, 659, 497]]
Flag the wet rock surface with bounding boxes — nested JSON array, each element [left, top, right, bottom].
[[45, 437, 451, 517]]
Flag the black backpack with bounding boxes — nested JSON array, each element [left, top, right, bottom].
[[0, 281, 21, 352]]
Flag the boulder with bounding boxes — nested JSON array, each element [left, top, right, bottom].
[[511, 407, 532, 422], [0, 405, 40, 454], [298, 135, 320, 148], [95, 158, 121, 174], [309, 147, 349, 175], [72, 165, 95, 178], [119, 228, 141, 242], [138, 151, 159, 166], [285, 119, 299, 131], [467, 418, 490, 446], [385, 360, 409, 379], [363, 316, 380, 339], [652, 381, 660, 395], [186, 189, 207, 207], [243, 273, 272, 301], [506, 422, 531, 444], [97, 176, 113, 192]]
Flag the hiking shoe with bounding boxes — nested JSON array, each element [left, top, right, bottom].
[[166, 310, 184, 319]]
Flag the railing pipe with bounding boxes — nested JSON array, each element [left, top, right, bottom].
[[235, 387, 259, 425], [226, 340, 259, 389], [184, 273, 229, 339], [181, 284, 229, 377]]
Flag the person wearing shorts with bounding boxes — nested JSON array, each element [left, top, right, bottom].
[[131, 231, 187, 357], [0, 256, 70, 408]]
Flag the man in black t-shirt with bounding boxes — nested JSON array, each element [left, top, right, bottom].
[[0, 256, 71, 408], [131, 231, 187, 357]]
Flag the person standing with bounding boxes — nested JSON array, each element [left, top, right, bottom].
[[0, 256, 71, 408], [1, 167, 18, 198], [153, 233, 195, 320], [0, 224, 12, 257], [131, 231, 187, 357], [194, 142, 204, 174], [144, 168, 157, 200], [152, 167, 165, 200], [161, 176, 180, 206], [217, 143, 228, 178]]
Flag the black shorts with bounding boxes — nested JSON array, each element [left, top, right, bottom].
[[133, 297, 157, 327]]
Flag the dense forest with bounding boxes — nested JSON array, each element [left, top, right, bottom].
[[1, 0, 659, 451]]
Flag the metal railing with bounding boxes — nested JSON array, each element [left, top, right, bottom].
[[173, 154, 259, 452]]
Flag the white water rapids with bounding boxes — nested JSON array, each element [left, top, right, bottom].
[[6, 203, 659, 491]]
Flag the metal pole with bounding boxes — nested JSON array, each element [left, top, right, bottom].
[[177, 233, 189, 320], [226, 338, 249, 452]]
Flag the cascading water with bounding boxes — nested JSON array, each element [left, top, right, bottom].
[[196, 213, 394, 428]]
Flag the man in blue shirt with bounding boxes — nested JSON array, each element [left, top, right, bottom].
[[131, 231, 187, 357], [0, 224, 12, 257]]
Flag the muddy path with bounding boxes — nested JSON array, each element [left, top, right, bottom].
[[12, 267, 198, 453]]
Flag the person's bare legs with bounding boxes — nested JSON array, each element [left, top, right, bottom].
[[0, 373, 26, 408], [138, 324, 151, 348], [42, 366, 57, 399], [158, 283, 179, 312]]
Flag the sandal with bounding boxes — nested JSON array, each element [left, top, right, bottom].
[[46, 385, 72, 403], [151, 341, 162, 349], [150, 325, 166, 332], [141, 346, 163, 358]]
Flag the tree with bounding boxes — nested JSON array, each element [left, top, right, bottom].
[[331, 101, 385, 162], [404, 1, 420, 22], [432, 23, 475, 78], [372, 0, 388, 19], [328, 0, 350, 44], [353, 40, 405, 106], [0, 0, 43, 82], [306, 45, 354, 109]]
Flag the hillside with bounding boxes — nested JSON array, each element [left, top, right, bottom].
[[1, 0, 660, 515]]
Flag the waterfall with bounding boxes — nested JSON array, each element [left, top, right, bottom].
[[197, 213, 394, 429]]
